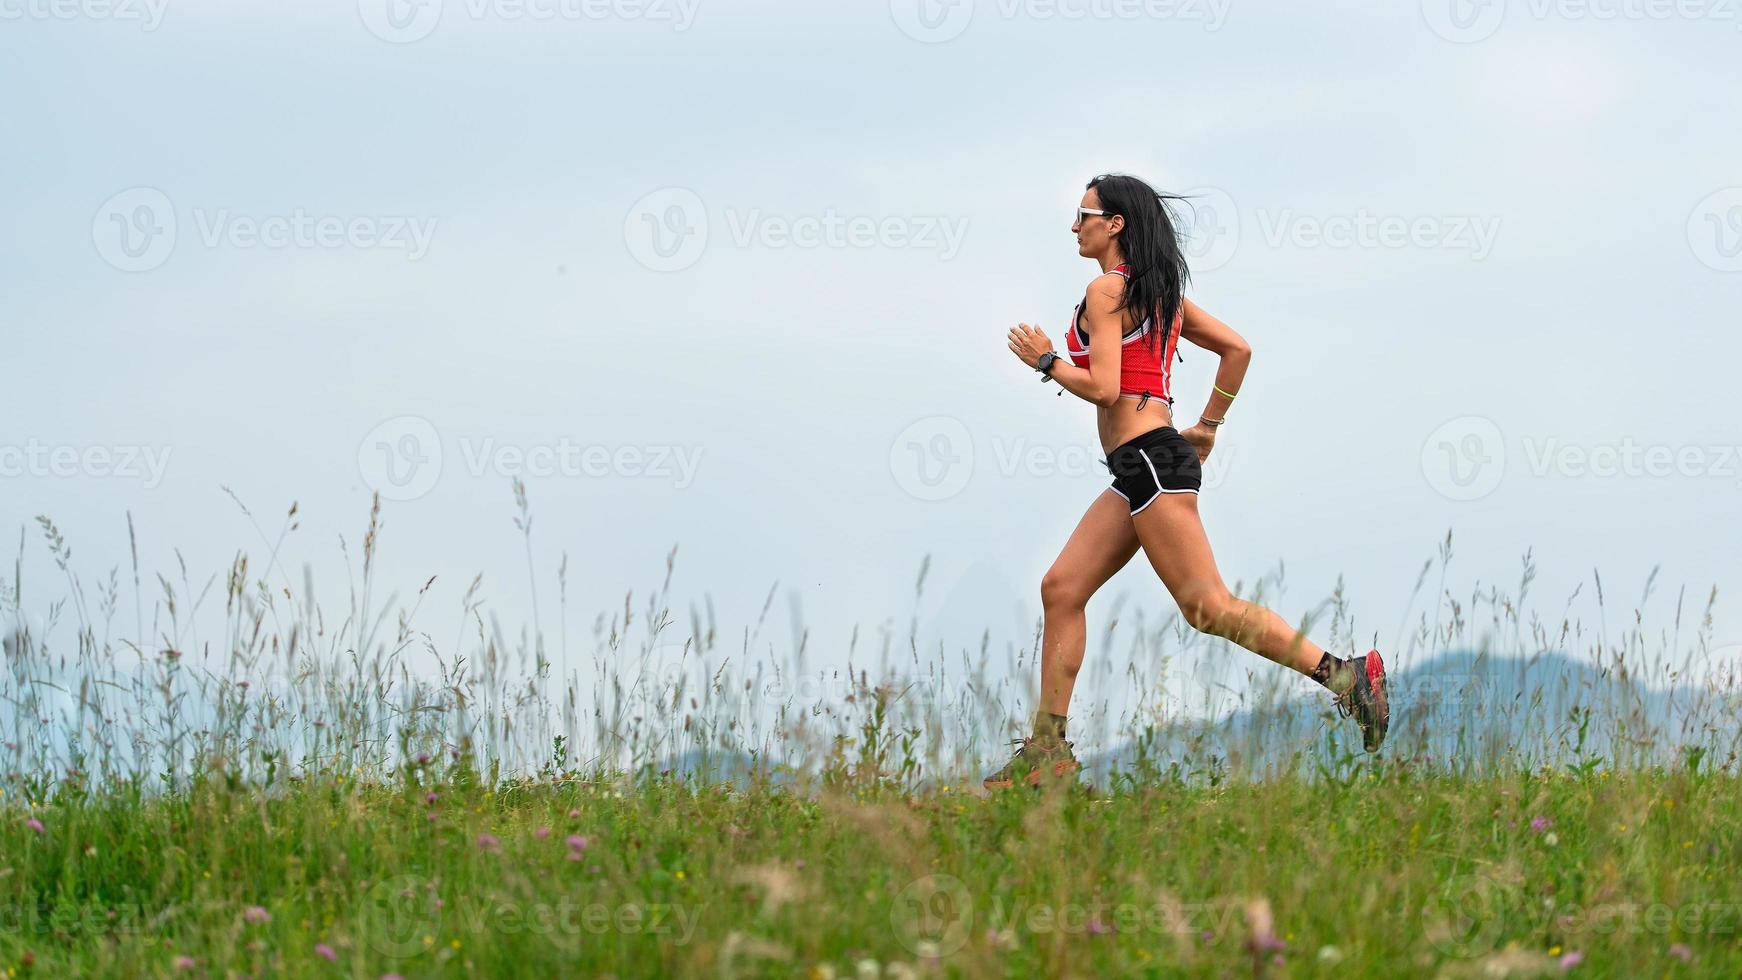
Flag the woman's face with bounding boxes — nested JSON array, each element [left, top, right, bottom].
[[1073, 187, 1122, 258]]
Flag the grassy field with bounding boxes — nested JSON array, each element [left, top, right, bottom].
[[5, 502, 1739, 976], [4, 761, 1739, 977]]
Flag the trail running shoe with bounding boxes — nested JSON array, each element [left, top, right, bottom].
[[982, 736, 1081, 790], [1334, 649, 1390, 752]]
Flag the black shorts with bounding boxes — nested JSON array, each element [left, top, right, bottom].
[[1102, 427, 1202, 514]]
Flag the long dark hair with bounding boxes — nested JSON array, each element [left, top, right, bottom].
[[1086, 173, 1191, 352]]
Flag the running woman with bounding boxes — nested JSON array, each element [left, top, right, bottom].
[[985, 173, 1388, 790]]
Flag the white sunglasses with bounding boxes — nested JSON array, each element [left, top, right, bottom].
[[1074, 207, 1114, 224]]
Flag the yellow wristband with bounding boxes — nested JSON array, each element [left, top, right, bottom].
[[1214, 385, 1238, 400]]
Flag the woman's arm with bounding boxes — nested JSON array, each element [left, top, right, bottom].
[[1176, 298, 1252, 461], [1008, 276, 1126, 408]]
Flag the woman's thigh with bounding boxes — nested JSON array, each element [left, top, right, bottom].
[[1128, 491, 1231, 615], [1044, 489, 1143, 606]]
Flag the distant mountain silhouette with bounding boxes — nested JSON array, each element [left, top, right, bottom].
[[648, 652, 1742, 785], [657, 747, 790, 788], [1090, 650, 1741, 776]]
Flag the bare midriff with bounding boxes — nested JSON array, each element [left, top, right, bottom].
[[1096, 393, 1176, 454]]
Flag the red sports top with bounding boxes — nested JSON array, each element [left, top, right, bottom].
[[1064, 263, 1181, 403]]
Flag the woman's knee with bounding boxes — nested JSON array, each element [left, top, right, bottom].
[[1182, 590, 1241, 636], [1040, 566, 1092, 613]]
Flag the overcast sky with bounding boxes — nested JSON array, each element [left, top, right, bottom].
[[4, 0, 1740, 715]]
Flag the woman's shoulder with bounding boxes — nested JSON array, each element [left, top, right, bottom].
[[1083, 271, 1126, 299]]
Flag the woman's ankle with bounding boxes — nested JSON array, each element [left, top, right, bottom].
[[1031, 710, 1069, 742]]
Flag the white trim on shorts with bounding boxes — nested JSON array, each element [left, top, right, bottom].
[[1128, 486, 1199, 516]]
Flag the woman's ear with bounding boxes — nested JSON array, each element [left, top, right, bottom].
[[1107, 214, 1126, 236]]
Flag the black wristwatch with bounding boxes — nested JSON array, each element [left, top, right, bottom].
[[1036, 351, 1060, 381]]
